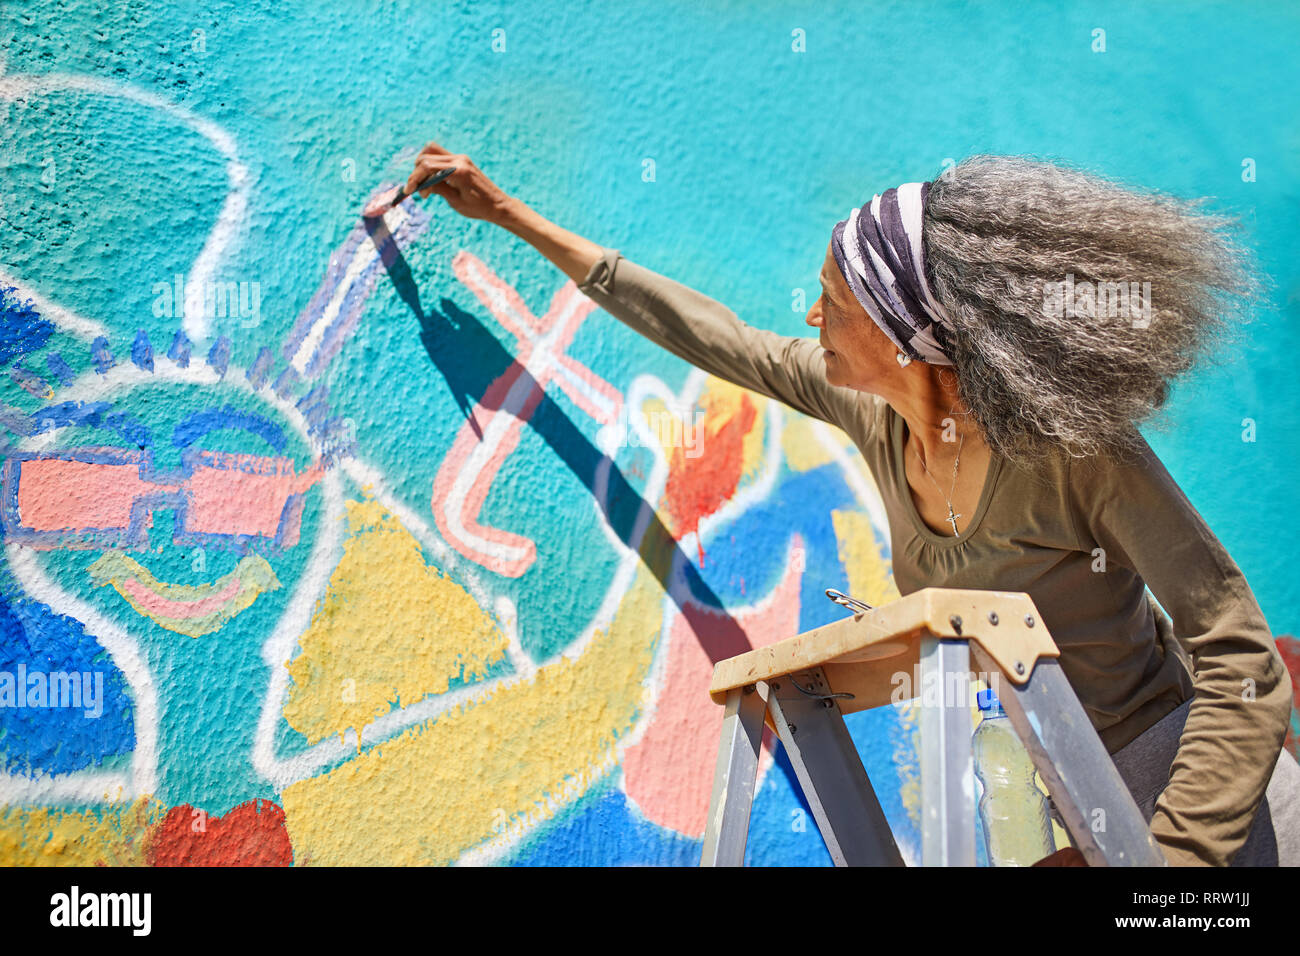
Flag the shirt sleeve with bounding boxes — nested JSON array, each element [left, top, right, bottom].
[[577, 247, 873, 434], [1067, 435, 1294, 866]]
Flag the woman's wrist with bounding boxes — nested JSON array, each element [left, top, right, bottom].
[[491, 194, 532, 230], [495, 196, 605, 287]]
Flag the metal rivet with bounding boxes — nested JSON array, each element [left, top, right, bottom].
[[949, 614, 963, 634], [822, 698, 835, 709], [988, 611, 999, 625], [743, 684, 755, 695], [1025, 614, 1035, 627], [788, 724, 797, 734], [1015, 661, 1026, 675]]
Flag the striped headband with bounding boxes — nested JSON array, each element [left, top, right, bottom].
[[830, 181, 955, 366]]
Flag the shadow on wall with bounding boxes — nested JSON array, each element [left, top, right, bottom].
[[369, 223, 762, 666], [372, 227, 830, 825]]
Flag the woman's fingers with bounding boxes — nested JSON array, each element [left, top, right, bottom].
[[394, 147, 511, 221], [404, 155, 457, 198], [418, 156, 466, 198]]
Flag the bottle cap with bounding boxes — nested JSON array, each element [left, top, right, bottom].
[[977, 688, 1005, 715]]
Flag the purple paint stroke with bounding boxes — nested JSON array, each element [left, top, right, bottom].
[[280, 186, 432, 380]]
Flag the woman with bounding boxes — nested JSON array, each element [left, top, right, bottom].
[[401, 144, 1299, 866]]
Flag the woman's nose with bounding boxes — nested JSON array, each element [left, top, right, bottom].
[[806, 298, 824, 328]]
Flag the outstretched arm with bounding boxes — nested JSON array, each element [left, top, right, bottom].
[[399, 142, 875, 434], [569, 247, 872, 431]]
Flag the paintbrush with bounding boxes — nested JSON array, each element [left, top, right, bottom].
[[361, 166, 457, 219]]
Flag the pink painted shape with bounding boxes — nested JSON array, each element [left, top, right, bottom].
[[431, 361, 545, 577], [429, 252, 623, 577], [621, 536, 805, 837], [16, 458, 174, 531], [13, 450, 321, 543], [121, 572, 243, 619], [184, 452, 322, 539]]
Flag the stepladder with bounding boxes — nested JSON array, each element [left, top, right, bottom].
[[699, 587, 1168, 867]]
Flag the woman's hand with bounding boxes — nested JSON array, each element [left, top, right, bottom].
[[404, 141, 516, 224], [409, 140, 602, 286]]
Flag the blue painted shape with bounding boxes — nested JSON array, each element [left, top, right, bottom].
[[0, 286, 54, 367], [45, 352, 75, 386], [28, 399, 110, 432], [167, 328, 191, 368], [506, 775, 701, 866], [301, 401, 328, 433], [296, 385, 330, 434], [171, 405, 287, 453], [130, 329, 154, 372], [246, 346, 274, 390], [10, 364, 48, 397], [0, 592, 135, 777], [27, 400, 152, 448], [296, 384, 328, 412], [120, 414, 151, 449], [682, 462, 853, 611], [91, 336, 115, 374], [272, 366, 298, 400], [206, 336, 231, 377]]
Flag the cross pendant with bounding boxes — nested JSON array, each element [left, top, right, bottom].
[[945, 505, 961, 536]]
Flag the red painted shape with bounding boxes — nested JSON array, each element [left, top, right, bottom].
[[1276, 635, 1300, 762], [663, 394, 756, 567], [146, 799, 292, 867]]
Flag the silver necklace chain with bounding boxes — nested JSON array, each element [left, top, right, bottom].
[[912, 410, 966, 536]]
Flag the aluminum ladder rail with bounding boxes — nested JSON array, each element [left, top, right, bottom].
[[699, 587, 1167, 867]]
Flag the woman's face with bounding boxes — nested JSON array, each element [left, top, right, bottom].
[[806, 240, 898, 392]]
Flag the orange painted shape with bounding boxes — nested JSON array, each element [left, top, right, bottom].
[[183, 452, 322, 539], [663, 392, 757, 567]]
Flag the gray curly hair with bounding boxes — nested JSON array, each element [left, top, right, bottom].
[[922, 154, 1264, 466]]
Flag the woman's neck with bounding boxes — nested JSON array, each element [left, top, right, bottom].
[[882, 367, 984, 468]]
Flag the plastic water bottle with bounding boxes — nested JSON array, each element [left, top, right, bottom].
[[973, 688, 1056, 866]]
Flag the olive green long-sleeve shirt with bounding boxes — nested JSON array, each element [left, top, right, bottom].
[[577, 246, 1294, 867]]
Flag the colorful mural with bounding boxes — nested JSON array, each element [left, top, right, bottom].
[[1, 1, 1297, 866]]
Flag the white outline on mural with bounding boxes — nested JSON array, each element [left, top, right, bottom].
[[454, 371, 686, 864], [0, 71, 250, 344], [0, 270, 107, 343]]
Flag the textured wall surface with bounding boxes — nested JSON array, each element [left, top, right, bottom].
[[0, 0, 1297, 866]]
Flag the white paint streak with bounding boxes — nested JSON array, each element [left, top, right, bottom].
[[289, 205, 410, 375]]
